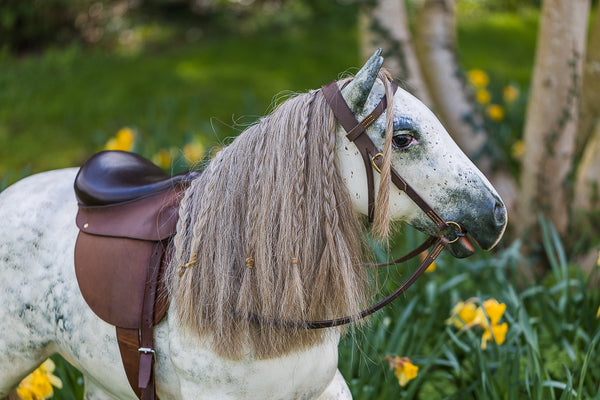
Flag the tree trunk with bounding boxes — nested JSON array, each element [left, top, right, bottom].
[[574, 120, 600, 214], [576, 11, 600, 159], [517, 0, 590, 239], [359, 0, 433, 106], [414, 0, 488, 162]]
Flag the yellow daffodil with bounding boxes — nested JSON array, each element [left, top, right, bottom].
[[596, 305, 600, 319], [17, 359, 63, 400], [503, 85, 519, 103], [425, 262, 436, 273], [153, 148, 172, 170], [468, 69, 489, 88], [448, 298, 508, 350], [511, 140, 525, 159], [596, 251, 600, 267], [183, 140, 205, 165], [482, 298, 506, 325], [486, 104, 505, 122], [476, 89, 491, 105], [481, 322, 508, 349], [448, 300, 478, 329], [386, 356, 419, 387], [105, 127, 135, 151]]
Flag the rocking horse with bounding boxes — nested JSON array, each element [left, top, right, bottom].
[[0, 50, 506, 399]]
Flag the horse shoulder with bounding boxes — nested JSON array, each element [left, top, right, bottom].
[[165, 314, 346, 399]]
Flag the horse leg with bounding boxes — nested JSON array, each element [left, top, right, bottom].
[[0, 342, 51, 399], [315, 370, 352, 399]]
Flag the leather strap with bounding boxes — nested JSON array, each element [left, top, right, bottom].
[[138, 241, 163, 400], [321, 81, 397, 222], [364, 236, 437, 268], [116, 327, 142, 398], [301, 236, 449, 329], [116, 241, 163, 400], [245, 79, 464, 330], [249, 235, 449, 329]]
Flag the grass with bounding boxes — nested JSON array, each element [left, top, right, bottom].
[[456, 5, 539, 87], [0, 3, 540, 183], [0, 4, 360, 182], [338, 221, 600, 399]]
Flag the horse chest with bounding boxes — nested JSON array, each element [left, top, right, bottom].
[[166, 320, 341, 399]]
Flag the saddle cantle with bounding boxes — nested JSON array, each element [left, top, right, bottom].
[[74, 150, 197, 400]]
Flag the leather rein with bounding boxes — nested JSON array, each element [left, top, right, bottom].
[[279, 79, 464, 329]]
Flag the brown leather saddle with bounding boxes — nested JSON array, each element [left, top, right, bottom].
[[74, 150, 198, 400]]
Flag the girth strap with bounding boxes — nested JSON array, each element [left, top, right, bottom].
[[115, 240, 164, 400]]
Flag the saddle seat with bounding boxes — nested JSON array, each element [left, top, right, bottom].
[[74, 150, 195, 206]]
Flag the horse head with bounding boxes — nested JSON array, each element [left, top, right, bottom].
[[336, 50, 507, 257]]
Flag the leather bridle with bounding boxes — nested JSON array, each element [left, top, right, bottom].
[[249, 78, 465, 330], [296, 79, 464, 329]]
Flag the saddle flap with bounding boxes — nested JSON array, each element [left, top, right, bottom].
[[76, 188, 181, 241], [75, 233, 168, 328]]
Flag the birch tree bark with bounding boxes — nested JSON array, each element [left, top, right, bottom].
[[414, 0, 488, 163], [572, 12, 600, 239], [359, 0, 432, 106], [517, 0, 591, 238], [576, 11, 600, 159], [574, 121, 600, 213]]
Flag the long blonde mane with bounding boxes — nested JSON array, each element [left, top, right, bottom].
[[165, 77, 395, 359]]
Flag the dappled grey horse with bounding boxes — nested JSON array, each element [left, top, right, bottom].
[[0, 51, 506, 399]]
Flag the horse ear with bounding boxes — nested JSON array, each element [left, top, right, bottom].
[[341, 49, 384, 112]]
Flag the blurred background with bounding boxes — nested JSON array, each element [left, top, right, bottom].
[[3, 0, 600, 399]]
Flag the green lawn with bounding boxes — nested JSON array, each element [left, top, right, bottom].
[[0, 3, 539, 183], [457, 5, 539, 87], [0, 5, 360, 180]]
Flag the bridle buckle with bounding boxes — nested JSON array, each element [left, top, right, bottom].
[[370, 153, 384, 174], [438, 221, 464, 244]]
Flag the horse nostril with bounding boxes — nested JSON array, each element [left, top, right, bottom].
[[493, 201, 507, 226]]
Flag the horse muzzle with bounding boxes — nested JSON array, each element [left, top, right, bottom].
[[446, 196, 507, 258]]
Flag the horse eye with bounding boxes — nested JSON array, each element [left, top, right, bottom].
[[392, 134, 416, 150]]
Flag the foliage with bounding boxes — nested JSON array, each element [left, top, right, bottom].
[[0, 0, 354, 54], [456, 5, 539, 87], [464, 68, 528, 178], [0, 2, 359, 188], [339, 221, 600, 399], [0, 0, 90, 52]]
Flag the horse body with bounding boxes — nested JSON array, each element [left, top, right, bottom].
[[0, 51, 507, 399], [0, 168, 347, 399]]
